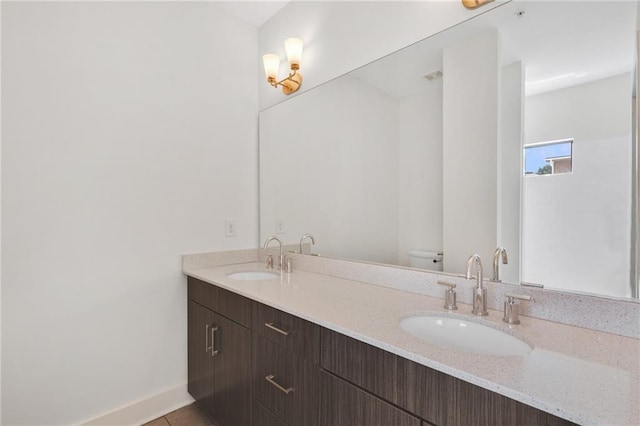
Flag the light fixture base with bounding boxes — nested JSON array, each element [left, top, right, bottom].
[[281, 72, 303, 95], [462, 0, 494, 9]]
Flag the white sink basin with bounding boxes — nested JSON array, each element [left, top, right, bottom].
[[400, 315, 532, 356], [226, 271, 280, 281]]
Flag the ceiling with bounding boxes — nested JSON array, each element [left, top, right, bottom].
[[350, 1, 638, 98]]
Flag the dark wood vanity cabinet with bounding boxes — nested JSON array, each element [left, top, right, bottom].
[[320, 328, 575, 426], [252, 333, 320, 425], [252, 398, 288, 426], [252, 301, 321, 362], [188, 277, 320, 426], [187, 300, 216, 409], [187, 278, 252, 426], [319, 370, 422, 426], [251, 301, 321, 426], [187, 278, 575, 426]]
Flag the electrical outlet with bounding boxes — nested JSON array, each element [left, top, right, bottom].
[[225, 220, 237, 237], [276, 219, 285, 234]]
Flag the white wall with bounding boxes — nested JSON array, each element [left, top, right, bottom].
[[260, 75, 399, 264], [442, 29, 500, 273], [526, 73, 632, 144], [1, 2, 258, 424], [499, 62, 524, 283], [523, 73, 632, 297], [397, 89, 444, 267], [260, 79, 446, 269], [258, 0, 508, 110]]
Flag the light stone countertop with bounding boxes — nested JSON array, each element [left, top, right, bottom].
[[185, 262, 640, 426]]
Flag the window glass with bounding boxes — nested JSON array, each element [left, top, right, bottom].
[[524, 139, 573, 175]]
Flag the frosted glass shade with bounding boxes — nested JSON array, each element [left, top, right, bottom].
[[284, 38, 303, 69], [263, 54, 280, 80]]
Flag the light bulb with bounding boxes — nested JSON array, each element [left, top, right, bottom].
[[262, 54, 280, 81], [284, 38, 303, 71]]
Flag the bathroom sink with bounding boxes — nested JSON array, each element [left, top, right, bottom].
[[226, 271, 280, 281], [400, 315, 532, 356]]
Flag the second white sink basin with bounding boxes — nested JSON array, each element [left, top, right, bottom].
[[400, 315, 532, 356], [226, 271, 280, 281]]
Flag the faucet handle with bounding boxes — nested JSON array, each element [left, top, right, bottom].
[[266, 254, 274, 270], [284, 257, 293, 273], [437, 281, 457, 311], [278, 254, 288, 272], [503, 293, 532, 324]]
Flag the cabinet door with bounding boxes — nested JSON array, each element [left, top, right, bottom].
[[188, 301, 216, 417], [211, 311, 252, 426], [319, 370, 421, 426]]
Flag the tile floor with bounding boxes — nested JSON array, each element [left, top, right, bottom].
[[143, 403, 215, 426]]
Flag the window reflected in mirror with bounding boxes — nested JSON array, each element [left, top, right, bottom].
[[524, 140, 573, 176]]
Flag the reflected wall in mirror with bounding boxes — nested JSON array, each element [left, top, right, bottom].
[[259, 1, 638, 300]]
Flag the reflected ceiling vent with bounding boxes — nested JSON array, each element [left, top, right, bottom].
[[423, 70, 443, 82]]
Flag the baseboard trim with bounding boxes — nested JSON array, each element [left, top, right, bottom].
[[81, 383, 194, 426]]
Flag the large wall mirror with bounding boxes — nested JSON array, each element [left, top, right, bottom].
[[259, 0, 639, 301]]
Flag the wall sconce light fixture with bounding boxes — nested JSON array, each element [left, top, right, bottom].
[[263, 37, 303, 95], [462, 0, 494, 9]]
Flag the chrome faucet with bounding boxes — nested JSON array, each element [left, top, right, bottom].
[[263, 236, 286, 271], [299, 233, 316, 255], [465, 254, 488, 316], [491, 247, 508, 283]]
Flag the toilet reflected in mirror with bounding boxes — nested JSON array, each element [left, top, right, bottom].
[[408, 250, 443, 272]]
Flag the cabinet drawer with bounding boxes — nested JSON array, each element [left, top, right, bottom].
[[321, 328, 575, 426], [252, 301, 320, 363], [319, 370, 421, 426], [252, 333, 319, 426], [252, 398, 288, 426], [188, 277, 251, 328]]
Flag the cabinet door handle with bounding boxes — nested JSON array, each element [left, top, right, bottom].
[[205, 324, 213, 353], [210, 325, 219, 357], [265, 374, 293, 394], [264, 322, 289, 336]]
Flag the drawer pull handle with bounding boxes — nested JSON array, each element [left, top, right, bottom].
[[210, 325, 219, 357], [265, 374, 293, 395], [205, 324, 212, 353], [265, 322, 290, 336]]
